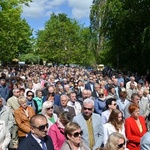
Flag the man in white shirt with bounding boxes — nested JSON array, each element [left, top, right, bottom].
[[67, 91, 81, 115]]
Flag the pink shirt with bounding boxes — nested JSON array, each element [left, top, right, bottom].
[[48, 123, 65, 150]]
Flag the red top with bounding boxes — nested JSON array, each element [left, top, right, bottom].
[[125, 116, 147, 150]]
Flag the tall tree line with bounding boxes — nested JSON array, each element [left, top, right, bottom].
[[90, 0, 150, 74]]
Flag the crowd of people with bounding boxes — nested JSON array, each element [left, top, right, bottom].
[[0, 65, 150, 150]]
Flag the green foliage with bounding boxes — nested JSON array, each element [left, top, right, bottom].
[[36, 13, 95, 66], [19, 53, 39, 64], [0, 0, 33, 63], [90, 0, 150, 73]]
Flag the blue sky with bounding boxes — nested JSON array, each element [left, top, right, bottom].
[[21, 0, 93, 34]]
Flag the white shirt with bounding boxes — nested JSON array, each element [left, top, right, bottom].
[[103, 123, 126, 145], [67, 101, 81, 115], [31, 134, 47, 149]]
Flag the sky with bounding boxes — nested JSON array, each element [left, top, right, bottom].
[[21, 0, 93, 34]]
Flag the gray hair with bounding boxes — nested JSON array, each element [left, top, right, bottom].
[[42, 101, 54, 115], [60, 94, 69, 101], [12, 88, 20, 94], [83, 98, 94, 106]]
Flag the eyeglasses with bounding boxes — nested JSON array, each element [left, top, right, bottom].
[[112, 103, 117, 106], [83, 107, 93, 111], [28, 95, 33, 97], [73, 131, 83, 138], [118, 141, 125, 149], [46, 106, 53, 110], [32, 123, 48, 131]]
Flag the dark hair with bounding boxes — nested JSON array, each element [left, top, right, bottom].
[[108, 85, 115, 93], [19, 88, 25, 92], [69, 91, 76, 97], [106, 98, 116, 109], [131, 93, 139, 100], [26, 90, 34, 97], [119, 91, 127, 98], [59, 111, 72, 126]]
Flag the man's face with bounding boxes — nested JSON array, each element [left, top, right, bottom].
[[82, 91, 88, 99], [132, 96, 140, 104], [0, 79, 5, 86], [95, 85, 100, 92], [70, 93, 76, 102], [60, 96, 68, 107], [31, 117, 48, 139], [108, 101, 117, 110], [89, 77, 93, 83], [83, 102, 93, 118], [14, 90, 20, 98]]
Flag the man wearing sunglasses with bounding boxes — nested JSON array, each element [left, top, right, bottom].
[[73, 98, 104, 150], [18, 114, 54, 150]]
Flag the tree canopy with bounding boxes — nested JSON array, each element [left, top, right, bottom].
[[90, 0, 150, 73], [0, 0, 33, 64], [36, 13, 95, 66]]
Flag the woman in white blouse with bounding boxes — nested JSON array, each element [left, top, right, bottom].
[[0, 120, 11, 150], [103, 109, 126, 145]]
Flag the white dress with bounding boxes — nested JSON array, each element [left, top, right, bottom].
[[0, 120, 11, 150]]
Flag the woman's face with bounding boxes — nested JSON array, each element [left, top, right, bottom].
[[117, 138, 125, 150], [46, 105, 53, 115], [132, 108, 140, 119], [118, 112, 123, 122], [37, 91, 42, 98], [67, 128, 82, 146], [47, 96, 54, 102], [20, 101, 27, 109], [111, 88, 115, 94]]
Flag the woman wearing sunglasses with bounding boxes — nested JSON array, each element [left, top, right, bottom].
[[42, 101, 58, 129], [61, 122, 90, 150], [104, 132, 128, 150]]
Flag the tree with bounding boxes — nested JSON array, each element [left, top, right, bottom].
[[90, 0, 106, 63], [36, 13, 95, 66], [90, 0, 150, 74], [0, 0, 33, 64]]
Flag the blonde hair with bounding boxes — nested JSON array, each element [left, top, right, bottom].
[[18, 96, 27, 104], [105, 132, 125, 150], [64, 122, 80, 139]]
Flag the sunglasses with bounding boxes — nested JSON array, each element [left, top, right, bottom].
[[83, 107, 93, 111], [46, 106, 53, 110], [73, 131, 83, 138], [118, 141, 125, 149], [113, 103, 117, 106], [28, 95, 33, 97], [33, 123, 48, 131]]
